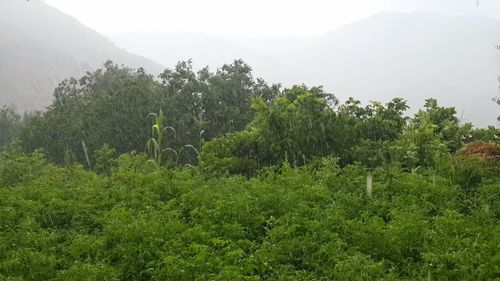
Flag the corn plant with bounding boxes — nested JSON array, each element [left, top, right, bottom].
[[162, 144, 199, 167], [146, 110, 198, 167], [146, 110, 176, 166]]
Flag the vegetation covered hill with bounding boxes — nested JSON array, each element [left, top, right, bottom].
[[0, 0, 163, 111], [1, 59, 499, 280]]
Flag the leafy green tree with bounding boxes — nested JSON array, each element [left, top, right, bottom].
[[201, 87, 412, 176], [159, 60, 278, 165], [344, 98, 409, 166], [199, 60, 271, 140], [159, 60, 204, 155], [200, 85, 342, 176], [413, 98, 472, 152], [470, 125, 500, 143], [200, 86, 348, 175], [0, 106, 20, 149], [389, 120, 448, 170], [20, 61, 164, 164], [19, 60, 278, 167]]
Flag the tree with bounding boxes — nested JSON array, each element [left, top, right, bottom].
[[200, 85, 340, 176], [199, 60, 262, 140], [0, 106, 20, 149], [19, 60, 278, 167], [159, 60, 278, 165], [20, 61, 163, 164]]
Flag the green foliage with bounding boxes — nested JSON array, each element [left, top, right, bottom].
[[386, 99, 483, 172], [146, 109, 173, 166], [389, 121, 447, 170], [470, 126, 499, 143], [413, 98, 471, 152], [115, 152, 158, 174], [0, 144, 54, 187], [0, 106, 20, 149], [93, 144, 117, 176], [19, 60, 277, 167], [5, 59, 500, 280], [201, 87, 410, 176], [145, 109, 199, 168], [157, 59, 278, 166], [0, 151, 498, 280], [200, 130, 261, 177], [200, 85, 341, 176], [19, 61, 163, 165]]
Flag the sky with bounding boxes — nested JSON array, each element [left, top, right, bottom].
[[44, 0, 500, 37]]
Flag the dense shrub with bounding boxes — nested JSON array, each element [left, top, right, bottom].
[[0, 151, 498, 280]]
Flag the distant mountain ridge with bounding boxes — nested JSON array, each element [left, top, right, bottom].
[[0, 2, 498, 126], [0, 0, 163, 111], [111, 31, 302, 85], [112, 12, 500, 126], [292, 12, 500, 126]]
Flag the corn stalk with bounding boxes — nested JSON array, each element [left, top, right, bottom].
[[146, 110, 176, 166], [146, 110, 198, 167]]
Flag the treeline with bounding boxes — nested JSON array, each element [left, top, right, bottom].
[[11, 60, 277, 166], [2, 60, 499, 176]]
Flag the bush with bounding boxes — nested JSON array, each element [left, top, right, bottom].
[[1, 151, 499, 280], [93, 144, 118, 176]]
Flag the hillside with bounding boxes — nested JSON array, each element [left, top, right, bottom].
[[287, 12, 500, 126], [113, 12, 500, 126], [0, 19, 83, 109], [111, 31, 301, 85], [0, 0, 164, 111]]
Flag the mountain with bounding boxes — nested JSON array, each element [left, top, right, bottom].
[[113, 12, 500, 126], [111, 31, 301, 86], [285, 12, 500, 126], [0, 19, 82, 109], [0, 0, 164, 111], [1, 3, 498, 126]]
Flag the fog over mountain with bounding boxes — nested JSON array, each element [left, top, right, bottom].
[[111, 31, 302, 85], [0, 0, 498, 126], [112, 12, 500, 127], [0, 0, 163, 111], [286, 12, 500, 126]]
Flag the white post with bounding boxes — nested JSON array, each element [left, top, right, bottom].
[[81, 140, 92, 170], [366, 170, 373, 198]]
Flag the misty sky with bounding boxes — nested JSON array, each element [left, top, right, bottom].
[[45, 0, 500, 36]]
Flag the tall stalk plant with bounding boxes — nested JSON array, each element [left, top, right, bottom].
[[146, 110, 175, 166], [146, 110, 199, 167]]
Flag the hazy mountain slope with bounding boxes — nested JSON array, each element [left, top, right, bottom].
[[0, 19, 84, 110], [112, 12, 500, 126], [111, 31, 301, 85], [219, 35, 317, 61], [0, 0, 164, 111], [281, 12, 500, 126]]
